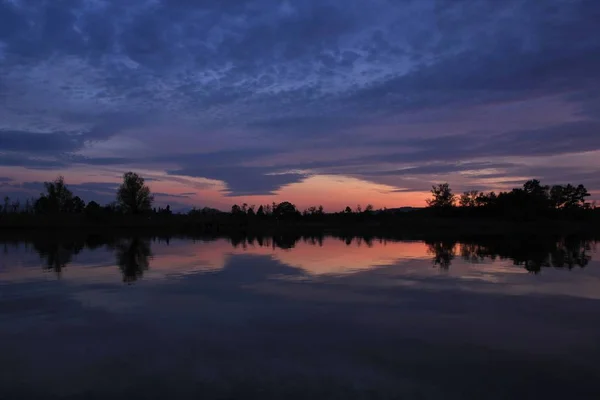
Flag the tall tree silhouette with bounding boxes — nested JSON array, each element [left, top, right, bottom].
[[35, 176, 76, 213], [426, 183, 455, 208], [273, 201, 299, 219], [117, 172, 154, 214]]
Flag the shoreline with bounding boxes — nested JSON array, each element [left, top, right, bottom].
[[1, 215, 599, 239]]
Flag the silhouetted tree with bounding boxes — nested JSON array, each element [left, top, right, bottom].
[[523, 179, 550, 210], [117, 172, 154, 214], [523, 179, 549, 198], [302, 205, 325, 217], [264, 204, 273, 215], [2, 196, 9, 213], [426, 183, 455, 208], [85, 201, 102, 218], [23, 198, 33, 214], [550, 184, 590, 209], [104, 201, 122, 214], [34, 197, 49, 214], [70, 196, 85, 213], [344, 206, 352, 214], [256, 205, 265, 217], [476, 191, 497, 208], [231, 204, 243, 215], [35, 176, 74, 214], [10, 199, 20, 213], [459, 190, 479, 208], [273, 201, 299, 219]]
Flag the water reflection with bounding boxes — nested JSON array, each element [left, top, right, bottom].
[[426, 241, 455, 269], [115, 238, 152, 284], [426, 237, 594, 273], [1, 233, 600, 398], [33, 240, 84, 277], [0, 234, 597, 283]]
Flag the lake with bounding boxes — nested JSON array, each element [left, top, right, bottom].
[[1, 234, 600, 399]]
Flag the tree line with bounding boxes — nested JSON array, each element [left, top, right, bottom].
[[426, 179, 595, 219], [1, 172, 155, 217], [0, 172, 596, 221]]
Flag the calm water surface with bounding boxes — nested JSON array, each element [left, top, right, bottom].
[[1, 235, 600, 399]]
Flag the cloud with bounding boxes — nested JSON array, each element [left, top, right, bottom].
[[153, 192, 192, 199], [69, 182, 120, 193], [0, 154, 67, 169], [0, 0, 599, 199], [0, 130, 85, 153], [171, 166, 306, 196], [365, 162, 519, 177], [161, 149, 309, 196]]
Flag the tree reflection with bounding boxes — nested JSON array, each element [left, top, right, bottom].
[[19, 232, 596, 278], [426, 241, 456, 269], [222, 234, 594, 274], [33, 240, 84, 277], [272, 234, 300, 250], [552, 237, 592, 269], [115, 238, 152, 284], [426, 237, 594, 273]]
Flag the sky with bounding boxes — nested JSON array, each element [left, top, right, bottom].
[[0, 0, 599, 211]]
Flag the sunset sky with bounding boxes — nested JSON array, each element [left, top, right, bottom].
[[0, 0, 599, 211]]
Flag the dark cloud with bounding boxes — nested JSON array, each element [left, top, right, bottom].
[[0, 130, 84, 154], [67, 155, 131, 166], [0, 0, 599, 198], [171, 165, 306, 196], [246, 115, 362, 139], [321, 121, 600, 171], [18, 182, 45, 191], [68, 182, 119, 193], [481, 121, 600, 157], [157, 148, 276, 167], [158, 148, 307, 195], [471, 167, 600, 192], [366, 162, 518, 177], [0, 155, 67, 169]]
